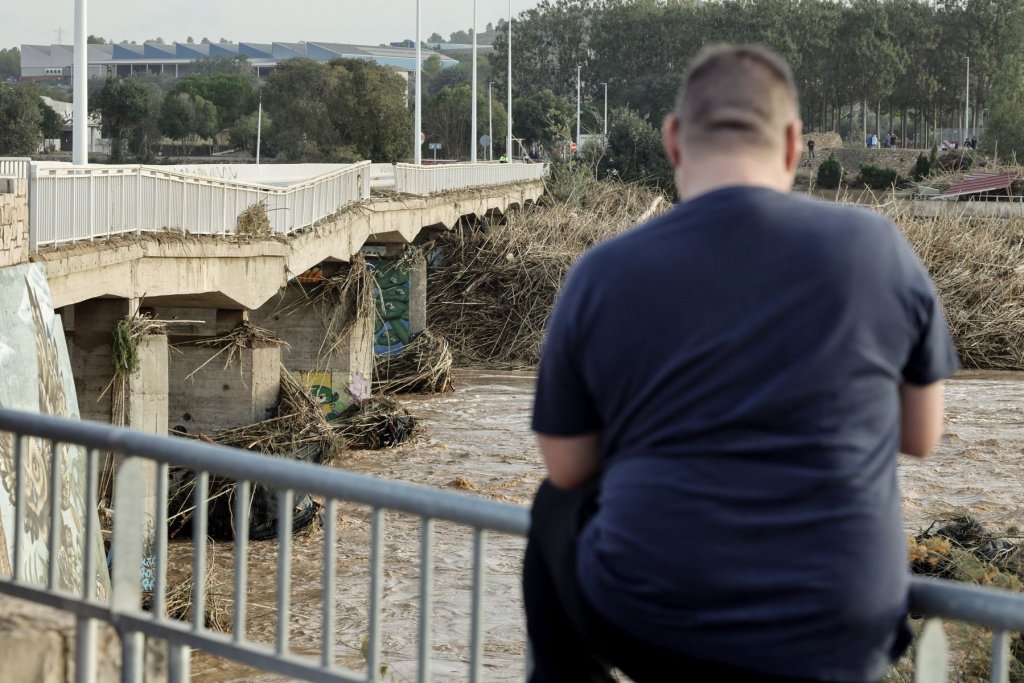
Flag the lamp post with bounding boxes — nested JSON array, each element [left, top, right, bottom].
[[963, 56, 970, 148], [414, 0, 422, 165], [602, 82, 608, 137], [73, 0, 87, 165], [488, 82, 494, 161], [576, 65, 582, 158], [506, 0, 513, 160], [471, 0, 478, 163]]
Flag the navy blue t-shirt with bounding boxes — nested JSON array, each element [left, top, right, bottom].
[[532, 186, 959, 681]]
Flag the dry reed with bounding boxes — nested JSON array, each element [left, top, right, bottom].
[[235, 200, 272, 240], [427, 168, 669, 368], [373, 330, 454, 394]]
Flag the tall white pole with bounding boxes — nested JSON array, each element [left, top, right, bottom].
[[415, 0, 422, 165], [471, 0, 478, 163], [602, 82, 608, 137], [489, 82, 494, 161], [963, 56, 970, 148], [256, 92, 263, 165], [576, 65, 581, 157], [506, 0, 513, 160], [72, 0, 88, 165]]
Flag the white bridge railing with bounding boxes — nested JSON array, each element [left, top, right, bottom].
[[394, 162, 546, 196], [0, 157, 31, 181], [28, 161, 372, 249]]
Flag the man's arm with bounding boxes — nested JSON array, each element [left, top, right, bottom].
[[536, 432, 602, 490], [900, 381, 946, 457]]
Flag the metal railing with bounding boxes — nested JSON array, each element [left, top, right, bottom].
[[394, 162, 546, 196], [0, 406, 1021, 682], [0, 157, 31, 182], [0, 407, 528, 683], [28, 161, 372, 249]]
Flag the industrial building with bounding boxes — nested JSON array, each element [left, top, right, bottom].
[[20, 41, 457, 82]]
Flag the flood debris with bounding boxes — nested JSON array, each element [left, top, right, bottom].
[[373, 329, 455, 394], [427, 166, 669, 368], [907, 513, 1024, 680]]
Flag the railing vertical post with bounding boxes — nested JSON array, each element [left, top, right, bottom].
[[233, 480, 251, 643], [469, 529, 486, 683], [112, 457, 147, 683], [28, 164, 38, 252], [76, 615, 98, 683], [367, 508, 384, 682], [991, 631, 1010, 683], [322, 498, 337, 668], [417, 518, 434, 683], [276, 489, 294, 655], [13, 434, 26, 582]]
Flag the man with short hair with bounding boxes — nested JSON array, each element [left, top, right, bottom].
[[525, 44, 957, 683]]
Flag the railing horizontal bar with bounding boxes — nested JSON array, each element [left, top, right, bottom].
[[0, 409, 530, 536], [0, 580, 111, 620], [909, 577, 1024, 632], [116, 613, 367, 683]]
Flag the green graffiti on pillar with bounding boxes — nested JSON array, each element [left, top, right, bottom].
[[372, 261, 411, 356]]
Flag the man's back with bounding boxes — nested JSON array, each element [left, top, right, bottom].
[[533, 186, 956, 680]]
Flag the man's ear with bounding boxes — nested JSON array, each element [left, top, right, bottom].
[[662, 115, 682, 168], [784, 120, 802, 173]]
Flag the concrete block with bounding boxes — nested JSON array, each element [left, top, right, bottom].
[[0, 595, 166, 682], [408, 253, 427, 337]]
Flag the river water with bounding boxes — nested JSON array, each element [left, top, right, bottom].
[[190, 369, 1024, 682]]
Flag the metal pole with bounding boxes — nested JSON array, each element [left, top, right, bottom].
[[488, 82, 494, 161], [73, 0, 88, 165], [602, 82, 608, 137], [964, 56, 970, 148], [256, 91, 263, 165], [415, 0, 423, 165], [576, 65, 581, 157], [506, 0, 513, 160], [471, 0, 478, 163]]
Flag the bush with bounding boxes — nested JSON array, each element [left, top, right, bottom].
[[912, 153, 931, 181], [816, 153, 843, 189], [858, 163, 899, 189]]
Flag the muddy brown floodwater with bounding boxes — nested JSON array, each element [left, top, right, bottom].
[[187, 369, 1024, 682]]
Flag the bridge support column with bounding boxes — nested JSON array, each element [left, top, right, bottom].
[[168, 330, 282, 436], [251, 265, 374, 419]]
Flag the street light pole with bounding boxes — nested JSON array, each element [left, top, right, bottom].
[[506, 0, 513, 160], [576, 65, 582, 157], [602, 82, 608, 137], [488, 82, 494, 161], [414, 0, 422, 165], [963, 56, 970, 147], [471, 0, 478, 163], [73, 0, 87, 165]]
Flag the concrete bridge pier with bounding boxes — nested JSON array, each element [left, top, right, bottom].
[[250, 262, 375, 419]]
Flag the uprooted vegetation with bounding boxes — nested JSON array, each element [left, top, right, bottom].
[[426, 163, 1024, 371], [427, 165, 670, 368]]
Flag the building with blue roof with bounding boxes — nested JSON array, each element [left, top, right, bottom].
[[20, 41, 457, 82]]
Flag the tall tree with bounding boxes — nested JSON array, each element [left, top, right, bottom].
[[0, 84, 42, 155], [0, 47, 20, 82], [91, 77, 161, 161]]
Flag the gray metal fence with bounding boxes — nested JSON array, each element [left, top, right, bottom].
[[0, 407, 1021, 682]]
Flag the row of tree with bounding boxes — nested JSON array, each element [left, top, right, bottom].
[[490, 0, 1024, 152]]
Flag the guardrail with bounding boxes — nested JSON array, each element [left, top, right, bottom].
[[0, 157, 31, 181], [0, 407, 1020, 682], [0, 407, 529, 683], [394, 162, 546, 196], [28, 161, 372, 249]]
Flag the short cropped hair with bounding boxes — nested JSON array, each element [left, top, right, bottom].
[[674, 44, 799, 154]]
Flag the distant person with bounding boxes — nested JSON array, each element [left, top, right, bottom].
[[871, 133, 879, 149], [807, 137, 816, 159], [525, 43, 957, 683], [971, 137, 978, 150], [890, 132, 898, 148]]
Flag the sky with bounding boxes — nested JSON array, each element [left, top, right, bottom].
[[2, 0, 543, 50]]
